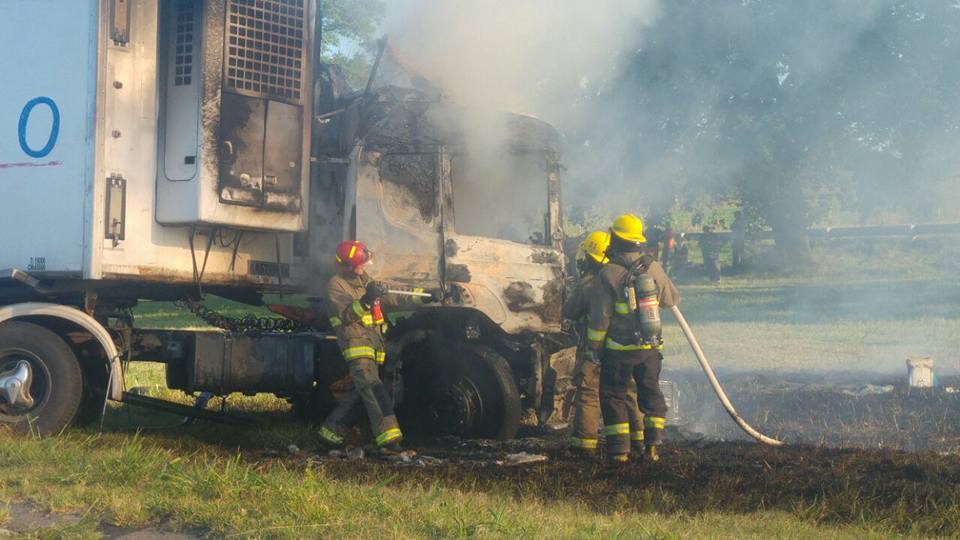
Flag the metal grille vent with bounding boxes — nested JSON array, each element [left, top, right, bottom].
[[225, 0, 306, 103], [174, 0, 195, 86]]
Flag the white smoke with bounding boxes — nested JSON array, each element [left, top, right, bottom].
[[384, 0, 660, 117]]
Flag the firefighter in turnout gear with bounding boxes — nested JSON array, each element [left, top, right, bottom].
[[318, 240, 439, 453], [565, 232, 644, 455], [587, 214, 680, 463]]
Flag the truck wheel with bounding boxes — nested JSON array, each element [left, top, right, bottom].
[[0, 322, 83, 436], [425, 344, 521, 440]]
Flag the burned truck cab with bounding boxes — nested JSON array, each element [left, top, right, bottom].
[[307, 58, 567, 438], [311, 73, 565, 333]]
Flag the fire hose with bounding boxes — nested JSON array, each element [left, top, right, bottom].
[[387, 289, 432, 298], [671, 305, 785, 446]]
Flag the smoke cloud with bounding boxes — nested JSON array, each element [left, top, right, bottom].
[[384, 0, 960, 228], [384, 0, 660, 116]]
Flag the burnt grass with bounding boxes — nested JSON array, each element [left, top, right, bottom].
[[674, 373, 960, 452], [293, 376, 960, 536], [306, 437, 960, 537], [117, 371, 960, 536]]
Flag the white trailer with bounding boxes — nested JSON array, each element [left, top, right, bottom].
[[0, 1, 569, 439]]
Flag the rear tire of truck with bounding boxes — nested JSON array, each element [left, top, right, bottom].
[[0, 322, 83, 436]]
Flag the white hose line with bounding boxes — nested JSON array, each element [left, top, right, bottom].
[[670, 305, 785, 446]]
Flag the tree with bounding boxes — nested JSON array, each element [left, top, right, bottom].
[[571, 0, 960, 258], [319, 0, 385, 89]]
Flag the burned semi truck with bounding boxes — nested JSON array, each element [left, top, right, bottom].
[[0, 1, 571, 440]]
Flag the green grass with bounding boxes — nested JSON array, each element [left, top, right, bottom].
[[134, 295, 300, 330], [661, 275, 960, 376], [0, 429, 901, 539]]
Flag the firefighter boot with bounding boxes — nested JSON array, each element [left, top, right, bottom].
[[378, 442, 417, 458], [644, 444, 660, 462], [378, 442, 404, 455], [630, 430, 645, 455], [569, 444, 597, 459], [608, 453, 630, 464], [318, 425, 345, 448]]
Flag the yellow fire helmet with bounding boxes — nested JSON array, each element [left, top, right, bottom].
[[611, 213, 646, 244], [578, 231, 611, 264]]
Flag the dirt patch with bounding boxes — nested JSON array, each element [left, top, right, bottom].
[[2, 502, 200, 539]]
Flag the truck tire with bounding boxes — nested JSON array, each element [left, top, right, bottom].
[[461, 344, 521, 440], [0, 321, 83, 436], [402, 341, 521, 441]]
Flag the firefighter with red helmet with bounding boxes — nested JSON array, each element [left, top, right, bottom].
[[318, 240, 439, 453]]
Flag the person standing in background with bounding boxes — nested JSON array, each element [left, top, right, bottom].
[[731, 211, 746, 272], [700, 226, 722, 283], [662, 223, 676, 272]]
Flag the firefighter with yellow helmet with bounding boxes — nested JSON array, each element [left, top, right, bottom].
[[564, 232, 644, 455], [587, 214, 680, 462]]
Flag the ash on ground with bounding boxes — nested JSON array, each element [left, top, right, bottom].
[[665, 371, 960, 453]]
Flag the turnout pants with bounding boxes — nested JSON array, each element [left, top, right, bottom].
[[570, 352, 643, 450], [599, 349, 668, 456], [323, 354, 403, 447]]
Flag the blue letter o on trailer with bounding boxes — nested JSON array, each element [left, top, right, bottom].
[[18, 97, 60, 158]]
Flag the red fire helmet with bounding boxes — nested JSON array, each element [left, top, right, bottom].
[[335, 240, 371, 269]]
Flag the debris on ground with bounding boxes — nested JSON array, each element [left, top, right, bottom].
[[499, 452, 549, 466], [410, 455, 445, 467], [382, 450, 417, 463], [346, 447, 365, 460], [287, 444, 301, 454], [839, 384, 895, 397]]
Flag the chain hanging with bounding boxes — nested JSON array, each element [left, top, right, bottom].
[[174, 300, 306, 335]]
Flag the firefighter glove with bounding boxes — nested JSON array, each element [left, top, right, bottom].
[[361, 281, 388, 307], [426, 287, 444, 303]]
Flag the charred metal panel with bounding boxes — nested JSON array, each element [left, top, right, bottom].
[[445, 263, 471, 283], [504, 282, 537, 312], [380, 153, 437, 222], [223, 0, 306, 105], [218, 93, 265, 206], [547, 162, 564, 250], [353, 148, 442, 288], [263, 101, 304, 210], [305, 148, 354, 293], [155, 0, 314, 231], [441, 235, 564, 334], [217, 0, 308, 211]]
